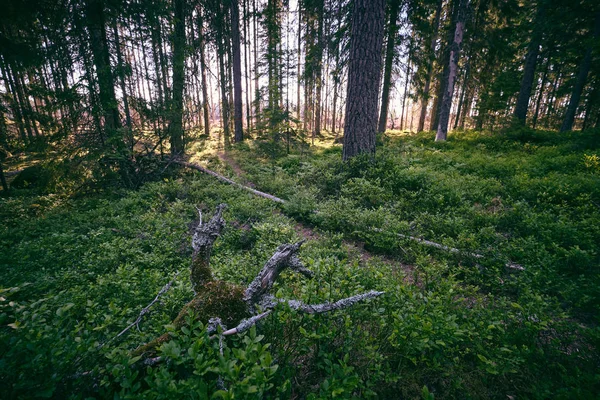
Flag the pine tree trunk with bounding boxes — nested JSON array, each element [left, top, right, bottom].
[[86, 0, 121, 136], [231, 0, 244, 142], [435, 0, 466, 142], [400, 58, 412, 131], [243, 0, 252, 132], [378, 0, 401, 133], [560, 11, 600, 132], [342, 0, 385, 161], [417, 0, 443, 132], [113, 22, 132, 134], [196, 9, 211, 138], [514, 5, 545, 123], [169, 0, 185, 155], [253, 0, 260, 122], [431, 0, 459, 132], [532, 51, 552, 129]]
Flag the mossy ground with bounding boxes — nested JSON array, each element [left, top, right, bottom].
[[1, 129, 599, 398]]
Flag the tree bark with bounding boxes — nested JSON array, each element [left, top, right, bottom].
[[513, 5, 545, 124], [560, 11, 600, 132], [86, 0, 122, 136], [169, 0, 186, 155], [342, 0, 386, 161], [231, 0, 244, 142], [378, 0, 401, 133], [417, 0, 443, 133], [435, 0, 467, 141]]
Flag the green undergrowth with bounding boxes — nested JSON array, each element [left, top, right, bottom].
[[0, 129, 599, 398]]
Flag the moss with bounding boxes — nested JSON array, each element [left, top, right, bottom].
[[174, 281, 248, 328], [134, 281, 249, 356], [190, 250, 214, 289]]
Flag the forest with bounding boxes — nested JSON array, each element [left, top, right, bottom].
[[1, 0, 599, 398]]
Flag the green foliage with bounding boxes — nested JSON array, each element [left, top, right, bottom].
[[1, 130, 599, 398]]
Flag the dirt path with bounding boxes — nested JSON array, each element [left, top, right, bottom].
[[217, 151, 246, 181], [213, 152, 416, 284]]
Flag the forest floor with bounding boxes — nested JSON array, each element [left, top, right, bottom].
[[1, 128, 599, 399]]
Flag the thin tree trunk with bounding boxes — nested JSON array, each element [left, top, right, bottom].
[[514, 5, 545, 123], [169, 0, 185, 155], [113, 21, 132, 131], [231, 0, 244, 142], [432, 0, 459, 131], [87, 0, 122, 136], [532, 51, 552, 129], [435, 0, 466, 141], [197, 8, 211, 137], [400, 58, 412, 131], [417, 0, 443, 132], [561, 11, 600, 132], [453, 60, 469, 130], [243, 0, 252, 132], [378, 0, 401, 133]]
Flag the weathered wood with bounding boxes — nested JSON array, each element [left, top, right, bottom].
[[191, 203, 227, 292], [244, 241, 313, 307], [175, 160, 286, 203]]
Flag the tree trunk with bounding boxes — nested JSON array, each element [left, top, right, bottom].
[[196, 8, 211, 138], [532, 50, 552, 129], [169, 0, 185, 155], [417, 0, 443, 133], [435, 0, 466, 142], [231, 0, 244, 142], [560, 11, 600, 132], [513, 5, 545, 123], [342, 0, 385, 161], [243, 0, 252, 132], [113, 21, 132, 131], [378, 0, 401, 133], [431, 0, 459, 132], [86, 0, 122, 136]]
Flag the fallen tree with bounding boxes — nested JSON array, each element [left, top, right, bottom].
[[176, 158, 524, 271], [132, 204, 383, 356]]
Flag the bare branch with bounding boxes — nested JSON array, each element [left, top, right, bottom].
[[286, 290, 385, 314], [222, 311, 272, 336], [175, 160, 286, 203], [244, 241, 311, 306], [99, 271, 181, 349]]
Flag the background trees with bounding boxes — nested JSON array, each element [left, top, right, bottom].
[[0, 0, 599, 165]]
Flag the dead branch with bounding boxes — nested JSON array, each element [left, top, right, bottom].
[[98, 271, 181, 349], [286, 290, 385, 314], [190, 203, 227, 293], [175, 160, 286, 204], [244, 241, 314, 307]]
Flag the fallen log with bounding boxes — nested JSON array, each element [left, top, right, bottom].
[[175, 160, 286, 203], [177, 160, 523, 271], [132, 204, 383, 357]]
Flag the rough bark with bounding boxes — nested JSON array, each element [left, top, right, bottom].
[[169, 0, 186, 155], [190, 204, 227, 292], [197, 8, 211, 137], [378, 0, 401, 133], [342, 0, 386, 161], [435, 0, 467, 142], [418, 0, 444, 133], [86, 0, 122, 135], [560, 11, 600, 132], [231, 0, 244, 142], [513, 5, 545, 123]]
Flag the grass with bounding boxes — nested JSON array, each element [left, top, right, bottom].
[[1, 128, 599, 398]]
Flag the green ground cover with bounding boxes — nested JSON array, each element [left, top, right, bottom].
[[1, 129, 599, 398]]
